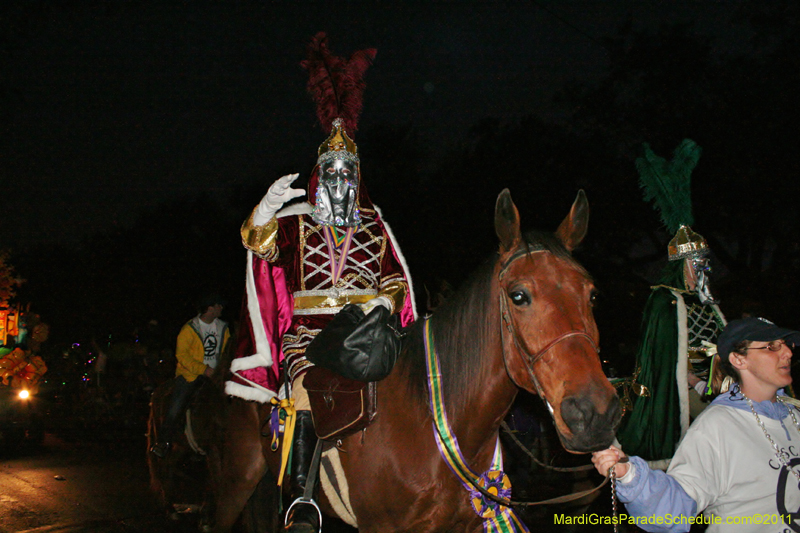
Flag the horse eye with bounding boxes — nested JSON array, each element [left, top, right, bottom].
[[589, 290, 599, 307], [509, 289, 531, 306]]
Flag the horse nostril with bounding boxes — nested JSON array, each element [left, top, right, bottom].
[[560, 396, 592, 435], [561, 394, 621, 433], [558, 393, 622, 452]]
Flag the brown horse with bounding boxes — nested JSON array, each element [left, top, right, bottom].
[[147, 377, 224, 531], [213, 189, 621, 532]]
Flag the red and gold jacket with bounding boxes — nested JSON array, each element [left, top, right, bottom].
[[226, 198, 415, 403]]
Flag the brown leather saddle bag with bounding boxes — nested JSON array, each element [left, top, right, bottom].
[[303, 366, 377, 441]]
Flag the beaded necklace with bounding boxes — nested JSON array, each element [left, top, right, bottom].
[[742, 393, 800, 482]]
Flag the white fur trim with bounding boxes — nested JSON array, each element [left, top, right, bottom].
[[672, 290, 690, 441], [374, 204, 417, 320], [225, 379, 275, 403], [245, 251, 273, 369], [225, 250, 278, 402], [230, 352, 272, 372]]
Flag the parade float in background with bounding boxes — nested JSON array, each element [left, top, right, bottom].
[[0, 306, 49, 447], [0, 252, 48, 447]]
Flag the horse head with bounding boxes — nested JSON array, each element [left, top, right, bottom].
[[495, 189, 620, 453]]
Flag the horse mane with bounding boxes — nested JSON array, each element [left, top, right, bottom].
[[402, 229, 587, 414]]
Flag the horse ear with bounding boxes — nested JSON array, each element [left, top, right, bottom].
[[555, 190, 590, 252], [495, 189, 522, 253]]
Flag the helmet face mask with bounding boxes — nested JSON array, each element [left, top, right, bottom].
[[690, 256, 718, 305], [312, 118, 363, 227], [669, 224, 717, 304], [313, 159, 360, 227]]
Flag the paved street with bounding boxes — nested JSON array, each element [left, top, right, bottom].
[[0, 430, 180, 533], [0, 415, 643, 533]]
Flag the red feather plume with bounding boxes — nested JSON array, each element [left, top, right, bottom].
[[300, 32, 376, 135]]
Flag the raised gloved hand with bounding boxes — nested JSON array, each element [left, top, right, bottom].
[[359, 296, 392, 315], [253, 173, 306, 225]]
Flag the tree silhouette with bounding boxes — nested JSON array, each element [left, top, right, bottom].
[[555, 13, 800, 324], [0, 250, 23, 307]]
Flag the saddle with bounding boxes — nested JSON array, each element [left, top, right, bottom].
[[184, 408, 206, 456], [304, 366, 377, 441]]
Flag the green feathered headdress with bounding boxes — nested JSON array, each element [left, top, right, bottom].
[[636, 139, 701, 233], [636, 139, 708, 261]]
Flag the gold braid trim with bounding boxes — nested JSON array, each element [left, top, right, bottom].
[[293, 293, 376, 310], [649, 284, 693, 294], [240, 208, 279, 259], [380, 278, 408, 314]]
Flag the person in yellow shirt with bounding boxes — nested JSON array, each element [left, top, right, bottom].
[[151, 294, 229, 457]]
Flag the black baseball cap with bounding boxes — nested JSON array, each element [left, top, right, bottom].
[[716, 317, 800, 359]]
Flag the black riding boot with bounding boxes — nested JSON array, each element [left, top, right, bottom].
[[284, 410, 320, 533]]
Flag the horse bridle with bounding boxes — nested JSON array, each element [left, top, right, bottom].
[[498, 247, 599, 399], [471, 246, 611, 508], [423, 246, 609, 511]]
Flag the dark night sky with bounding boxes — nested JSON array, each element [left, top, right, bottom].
[[0, 1, 747, 252]]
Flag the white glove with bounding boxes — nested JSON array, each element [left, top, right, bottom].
[[253, 173, 305, 225], [359, 296, 392, 315]]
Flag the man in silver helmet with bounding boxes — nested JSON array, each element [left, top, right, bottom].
[[226, 34, 416, 533], [671, 227, 726, 420], [230, 120, 415, 533]]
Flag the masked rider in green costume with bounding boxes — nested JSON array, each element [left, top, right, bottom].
[[616, 140, 727, 463]]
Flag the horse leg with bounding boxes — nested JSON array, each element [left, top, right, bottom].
[[147, 386, 183, 520], [212, 398, 270, 532], [146, 406, 167, 510], [238, 468, 281, 533], [202, 443, 222, 533]]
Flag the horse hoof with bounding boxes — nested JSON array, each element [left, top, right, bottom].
[[285, 526, 319, 533], [173, 503, 202, 514]]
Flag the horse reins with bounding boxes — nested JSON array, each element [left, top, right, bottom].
[[499, 421, 594, 473]]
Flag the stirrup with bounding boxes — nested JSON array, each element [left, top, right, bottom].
[[284, 497, 322, 530]]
